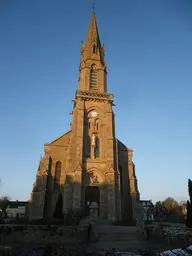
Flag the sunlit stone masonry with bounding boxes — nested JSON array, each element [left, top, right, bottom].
[[28, 10, 140, 223]]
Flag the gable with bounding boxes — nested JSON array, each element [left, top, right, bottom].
[[117, 139, 133, 152], [117, 139, 127, 150], [45, 130, 71, 147]]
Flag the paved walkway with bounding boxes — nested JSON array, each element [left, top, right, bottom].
[[88, 224, 174, 253]]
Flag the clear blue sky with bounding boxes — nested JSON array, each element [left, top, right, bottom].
[[0, 0, 191, 203]]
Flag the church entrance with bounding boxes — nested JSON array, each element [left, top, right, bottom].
[[85, 186, 100, 217]]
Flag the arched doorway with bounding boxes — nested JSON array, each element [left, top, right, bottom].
[[85, 186, 100, 216]]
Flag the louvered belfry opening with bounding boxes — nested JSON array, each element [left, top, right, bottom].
[[90, 65, 97, 90], [94, 136, 100, 158]]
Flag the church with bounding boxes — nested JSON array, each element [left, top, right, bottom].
[[29, 10, 140, 222]]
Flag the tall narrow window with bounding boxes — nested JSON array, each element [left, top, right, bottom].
[[54, 161, 61, 189], [93, 44, 96, 54], [94, 137, 100, 158], [95, 119, 99, 130], [90, 65, 97, 90], [87, 136, 91, 157]]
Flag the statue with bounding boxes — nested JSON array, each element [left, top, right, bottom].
[[91, 134, 96, 146], [89, 173, 99, 184]]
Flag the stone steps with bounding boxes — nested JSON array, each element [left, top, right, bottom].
[[98, 233, 138, 242], [79, 216, 96, 228], [96, 219, 112, 225], [95, 225, 139, 242]]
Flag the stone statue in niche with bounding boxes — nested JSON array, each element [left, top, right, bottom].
[[89, 172, 99, 184], [91, 134, 96, 146], [94, 119, 97, 131]]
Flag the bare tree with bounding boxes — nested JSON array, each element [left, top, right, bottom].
[[0, 196, 11, 220]]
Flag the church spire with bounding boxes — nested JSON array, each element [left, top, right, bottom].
[[80, 11, 105, 66], [78, 10, 107, 93]]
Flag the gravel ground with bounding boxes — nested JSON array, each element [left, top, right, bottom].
[[0, 237, 182, 256], [0, 224, 191, 255]]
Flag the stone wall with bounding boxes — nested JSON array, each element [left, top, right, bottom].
[[0, 224, 86, 245]]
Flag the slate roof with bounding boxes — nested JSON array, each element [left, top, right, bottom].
[[8, 201, 28, 209], [140, 200, 154, 208]]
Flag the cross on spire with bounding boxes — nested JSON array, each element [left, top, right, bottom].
[[92, 0, 95, 12]]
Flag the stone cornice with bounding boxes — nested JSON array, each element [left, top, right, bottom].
[[75, 90, 114, 102]]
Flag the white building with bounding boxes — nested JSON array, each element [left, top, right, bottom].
[[140, 200, 154, 221], [6, 201, 28, 219]]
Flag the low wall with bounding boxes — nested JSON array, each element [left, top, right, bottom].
[[0, 224, 86, 245]]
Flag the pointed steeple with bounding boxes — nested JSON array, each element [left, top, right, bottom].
[[80, 11, 105, 66], [86, 11, 101, 51], [78, 10, 107, 93]]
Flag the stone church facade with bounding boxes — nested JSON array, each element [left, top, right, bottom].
[[29, 11, 140, 222]]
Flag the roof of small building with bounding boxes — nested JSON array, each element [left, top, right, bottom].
[[8, 201, 28, 209], [140, 200, 154, 208]]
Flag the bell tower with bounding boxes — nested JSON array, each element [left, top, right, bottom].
[[63, 10, 120, 220]]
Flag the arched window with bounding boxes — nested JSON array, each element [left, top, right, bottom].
[[95, 119, 99, 130], [94, 137, 100, 158], [90, 65, 97, 91], [87, 136, 91, 157], [54, 161, 61, 189]]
